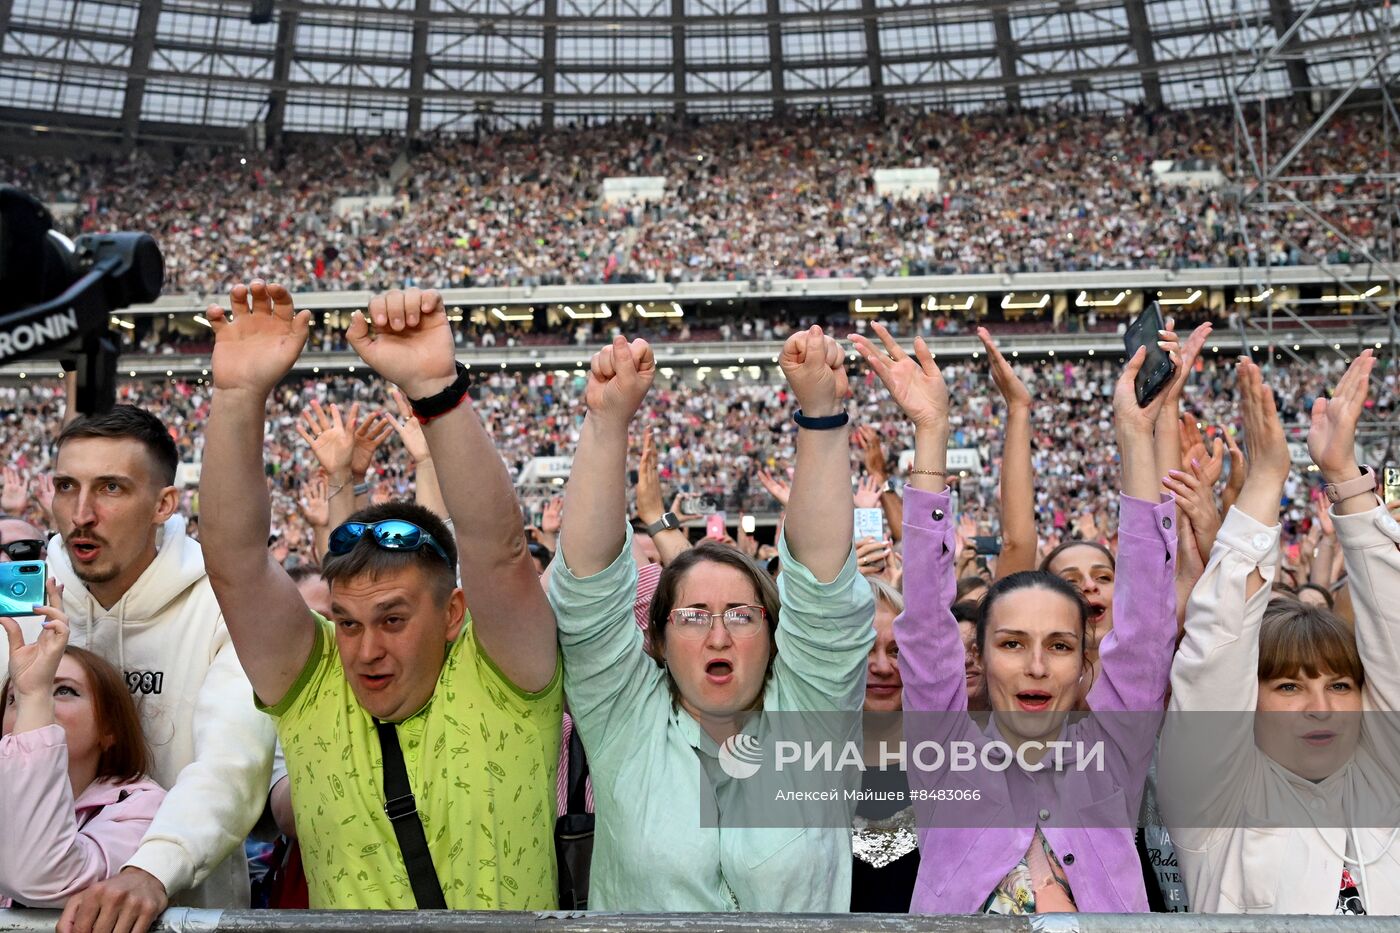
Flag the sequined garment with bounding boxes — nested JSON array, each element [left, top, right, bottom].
[[852, 804, 919, 869]]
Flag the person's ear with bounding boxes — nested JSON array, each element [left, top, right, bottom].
[[153, 485, 180, 523], [444, 587, 467, 641]]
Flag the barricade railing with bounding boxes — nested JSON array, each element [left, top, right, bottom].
[[6, 911, 1400, 933]]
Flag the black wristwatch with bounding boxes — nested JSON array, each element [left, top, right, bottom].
[[646, 512, 681, 535]]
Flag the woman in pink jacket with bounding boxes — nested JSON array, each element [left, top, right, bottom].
[[1, 580, 165, 909], [849, 322, 1179, 914]]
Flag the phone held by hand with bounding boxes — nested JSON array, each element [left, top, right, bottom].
[[1123, 300, 1176, 407], [972, 535, 1003, 556], [0, 561, 46, 616], [741, 514, 756, 535], [681, 493, 720, 516], [1385, 466, 1400, 507], [853, 508, 884, 542], [706, 513, 728, 540]]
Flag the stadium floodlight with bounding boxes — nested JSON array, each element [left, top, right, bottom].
[[1158, 289, 1203, 306], [1321, 285, 1382, 301], [1001, 293, 1050, 311], [1075, 290, 1130, 308], [1234, 288, 1274, 304]]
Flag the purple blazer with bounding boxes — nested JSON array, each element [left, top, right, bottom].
[[898, 487, 1177, 914]]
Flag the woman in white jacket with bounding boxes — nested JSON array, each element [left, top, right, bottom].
[[1161, 351, 1400, 914]]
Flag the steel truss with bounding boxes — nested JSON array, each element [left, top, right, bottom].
[[1228, 0, 1400, 459]]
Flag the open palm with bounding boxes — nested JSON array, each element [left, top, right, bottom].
[[208, 281, 310, 396], [1308, 350, 1374, 478], [849, 322, 948, 431]]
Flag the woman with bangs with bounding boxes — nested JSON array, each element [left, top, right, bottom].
[[1161, 351, 1400, 914]]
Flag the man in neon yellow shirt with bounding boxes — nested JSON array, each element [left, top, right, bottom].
[[199, 280, 561, 909]]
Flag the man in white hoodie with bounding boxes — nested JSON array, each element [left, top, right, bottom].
[[0, 405, 276, 933]]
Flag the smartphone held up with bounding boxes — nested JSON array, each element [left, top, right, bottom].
[[1123, 301, 1177, 407], [0, 560, 46, 616]]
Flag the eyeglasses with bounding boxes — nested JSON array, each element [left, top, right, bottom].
[[667, 606, 767, 639], [1, 539, 44, 561], [327, 520, 451, 566]]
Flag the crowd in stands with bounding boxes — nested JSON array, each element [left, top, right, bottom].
[[3, 104, 1391, 294]]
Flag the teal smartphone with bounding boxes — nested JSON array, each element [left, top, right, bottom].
[[0, 561, 45, 616]]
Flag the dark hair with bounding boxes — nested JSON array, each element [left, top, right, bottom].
[[321, 501, 458, 604], [4, 646, 152, 784], [287, 564, 324, 584], [955, 576, 990, 604], [57, 405, 179, 487], [950, 600, 981, 625], [1295, 583, 1336, 610], [648, 541, 781, 701], [974, 570, 1090, 656], [528, 541, 554, 569], [1040, 539, 1117, 574], [1259, 600, 1364, 686]]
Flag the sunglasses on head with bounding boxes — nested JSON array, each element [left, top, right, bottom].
[[1, 539, 44, 561], [327, 520, 451, 566]]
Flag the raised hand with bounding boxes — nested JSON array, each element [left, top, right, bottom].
[[585, 335, 656, 427], [1179, 415, 1225, 486], [977, 327, 1032, 410], [781, 324, 850, 418], [855, 536, 892, 576], [1114, 342, 1177, 437], [0, 578, 68, 709], [1234, 357, 1291, 525], [636, 430, 666, 524], [387, 387, 432, 464], [1, 466, 28, 515], [757, 469, 791, 508], [848, 321, 947, 432], [298, 473, 331, 530], [347, 288, 457, 399], [1308, 350, 1375, 482], [351, 410, 395, 478], [854, 474, 882, 509], [296, 400, 356, 476], [208, 280, 311, 397], [1163, 457, 1223, 559], [1160, 321, 1213, 404], [668, 493, 700, 526], [33, 473, 55, 523], [854, 425, 889, 482], [541, 496, 565, 535]]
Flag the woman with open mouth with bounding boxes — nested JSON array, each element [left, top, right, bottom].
[[1160, 351, 1400, 914], [547, 328, 875, 911], [850, 320, 1179, 914]]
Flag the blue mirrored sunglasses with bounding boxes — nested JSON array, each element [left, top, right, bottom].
[[326, 519, 451, 566]]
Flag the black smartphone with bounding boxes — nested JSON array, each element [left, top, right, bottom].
[[1123, 301, 1176, 407], [972, 535, 1003, 556]]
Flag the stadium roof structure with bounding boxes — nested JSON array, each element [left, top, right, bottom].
[[0, 0, 1393, 141]]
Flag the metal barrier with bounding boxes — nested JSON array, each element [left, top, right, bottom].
[[7, 911, 1400, 933]]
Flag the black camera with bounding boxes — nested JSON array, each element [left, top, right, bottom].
[[0, 186, 164, 413]]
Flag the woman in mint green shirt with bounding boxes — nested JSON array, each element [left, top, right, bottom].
[[547, 328, 875, 911]]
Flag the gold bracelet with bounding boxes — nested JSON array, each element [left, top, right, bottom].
[[908, 469, 947, 477]]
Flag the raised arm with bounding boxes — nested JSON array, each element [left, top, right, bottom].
[[976, 327, 1035, 578], [779, 325, 854, 582], [201, 280, 318, 707], [556, 335, 655, 577], [347, 288, 558, 692]]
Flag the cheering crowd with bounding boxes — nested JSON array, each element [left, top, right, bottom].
[[3, 104, 1391, 293], [0, 274, 1396, 931]]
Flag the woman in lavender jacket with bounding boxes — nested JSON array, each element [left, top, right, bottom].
[[850, 323, 1179, 914]]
